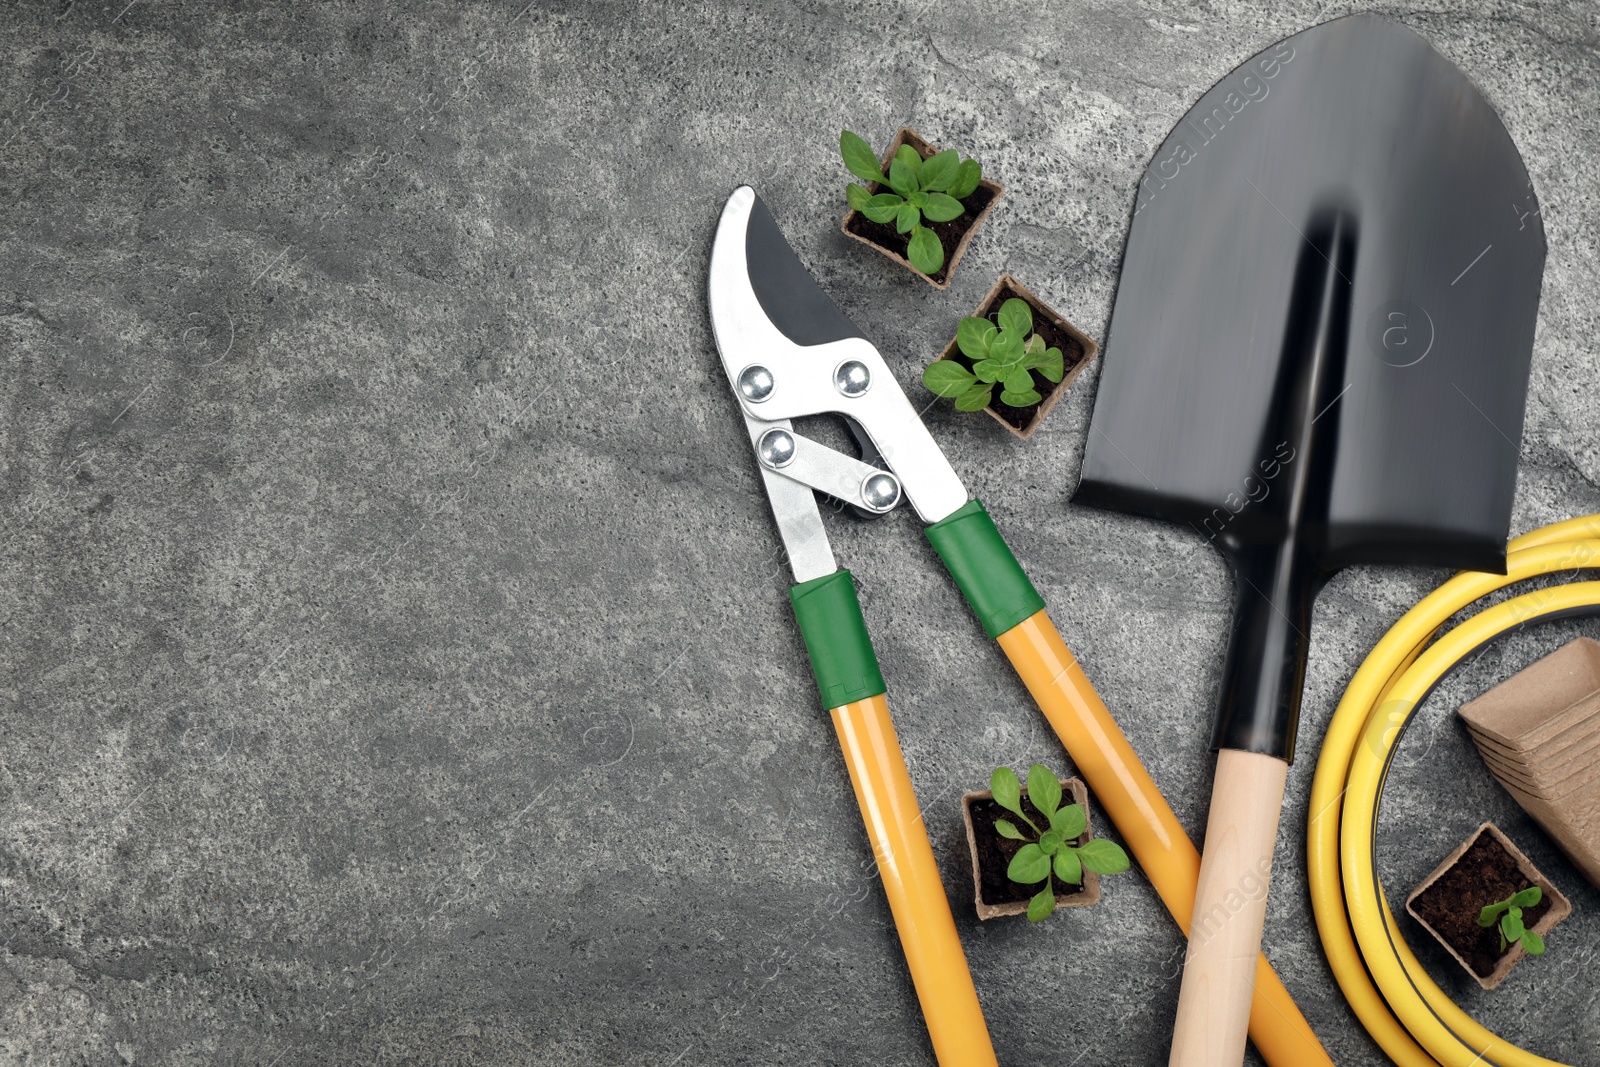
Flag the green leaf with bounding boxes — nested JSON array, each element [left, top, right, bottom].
[[846, 184, 871, 212], [1501, 909, 1525, 941], [988, 328, 1024, 364], [954, 382, 992, 412], [895, 201, 921, 234], [1512, 886, 1543, 908], [1026, 881, 1057, 922], [894, 143, 922, 173], [972, 359, 1002, 384], [906, 227, 944, 274], [1478, 899, 1513, 926], [993, 818, 1025, 840], [1024, 333, 1045, 356], [841, 131, 888, 184], [923, 360, 976, 398], [861, 192, 904, 224], [907, 189, 927, 209], [1038, 829, 1063, 855], [1036, 347, 1065, 383], [956, 317, 996, 361], [948, 158, 982, 199], [1053, 847, 1083, 885], [1000, 387, 1042, 408], [922, 192, 964, 223], [998, 298, 1033, 336], [1049, 803, 1086, 841], [919, 149, 959, 191], [887, 153, 918, 197], [1004, 368, 1035, 396], [1026, 765, 1061, 819], [1521, 929, 1546, 955], [1007, 843, 1051, 884], [1076, 838, 1131, 875], [989, 766, 1024, 816]]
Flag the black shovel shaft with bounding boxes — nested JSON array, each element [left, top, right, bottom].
[[1213, 211, 1355, 760]]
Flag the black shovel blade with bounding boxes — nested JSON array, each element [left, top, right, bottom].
[[1073, 15, 1545, 759]]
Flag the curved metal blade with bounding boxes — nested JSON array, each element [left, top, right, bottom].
[[1075, 14, 1545, 574]]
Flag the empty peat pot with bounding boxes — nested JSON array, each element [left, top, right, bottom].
[[839, 127, 1002, 290], [1459, 636, 1600, 887], [1405, 822, 1571, 989], [961, 776, 1100, 919], [930, 274, 1099, 440]]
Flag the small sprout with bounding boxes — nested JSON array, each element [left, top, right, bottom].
[[988, 763, 1131, 922], [923, 298, 1065, 413], [1477, 885, 1546, 955], [841, 130, 983, 276]]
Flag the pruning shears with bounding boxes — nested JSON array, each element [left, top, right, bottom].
[[707, 187, 1331, 1067]]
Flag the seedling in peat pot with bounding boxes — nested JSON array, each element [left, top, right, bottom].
[[1478, 886, 1547, 955], [924, 298, 1066, 411], [841, 130, 983, 276], [991, 764, 1131, 921]]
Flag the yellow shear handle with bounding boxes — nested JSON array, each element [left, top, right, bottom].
[[998, 611, 1332, 1067], [831, 694, 999, 1067]]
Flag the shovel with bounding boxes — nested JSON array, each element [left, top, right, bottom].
[[1072, 15, 1545, 1065]]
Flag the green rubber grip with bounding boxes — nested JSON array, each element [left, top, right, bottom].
[[925, 499, 1045, 639], [788, 570, 886, 710]]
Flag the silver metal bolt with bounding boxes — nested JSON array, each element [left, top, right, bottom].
[[833, 360, 871, 398], [860, 472, 901, 512], [757, 428, 796, 468], [738, 365, 775, 403]]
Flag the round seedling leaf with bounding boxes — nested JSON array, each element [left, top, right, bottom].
[[840, 130, 888, 184], [1076, 838, 1131, 875], [956, 317, 996, 360], [954, 382, 992, 412], [862, 192, 904, 224], [1004, 368, 1035, 396], [988, 328, 1024, 363], [1026, 765, 1061, 819], [846, 183, 871, 212], [997, 298, 1033, 336], [895, 201, 920, 234], [923, 360, 976, 397], [948, 158, 982, 200], [1053, 847, 1083, 885], [888, 152, 919, 197], [1038, 829, 1063, 855], [1027, 882, 1057, 922], [1049, 803, 1086, 841], [918, 149, 958, 191], [989, 766, 1023, 815], [906, 227, 944, 275], [1502, 909, 1525, 941], [922, 192, 964, 223], [999, 387, 1041, 408], [1521, 929, 1546, 955], [993, 818, 1025, 841], [1512, 886, 1543, 908], [972, 359, 1003, 384], [1007, 843, 1050, 884], [1037, 347, 1065, 383]]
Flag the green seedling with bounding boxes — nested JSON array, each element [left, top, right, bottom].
[[840, 130, 983, 276], [923, 298, 1066, 411], [1477, 885, 1546, 955], [989, 763, 1131, 921]]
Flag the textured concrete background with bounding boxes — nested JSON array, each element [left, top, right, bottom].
[[2, 1, 1598, 1063]]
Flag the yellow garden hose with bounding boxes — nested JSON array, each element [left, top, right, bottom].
[[1309, 514, 1600, 1067]]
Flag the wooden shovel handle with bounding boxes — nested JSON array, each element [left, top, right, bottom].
[[1170, 749, 1290, 1067]]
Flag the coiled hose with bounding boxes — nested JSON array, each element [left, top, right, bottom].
[[1309, 514, 1600, 1066]]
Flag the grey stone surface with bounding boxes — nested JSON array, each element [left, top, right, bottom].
[[2, 0, 1598, 1063]]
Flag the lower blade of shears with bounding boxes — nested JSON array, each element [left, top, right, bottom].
[[743, 411, 836, 584]]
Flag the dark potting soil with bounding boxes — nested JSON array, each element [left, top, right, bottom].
[[969, 793, 1089, 907], [944, 283, 1088, 430], [1410, 832, 1553, 977], [844, 184, 996, 287]]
